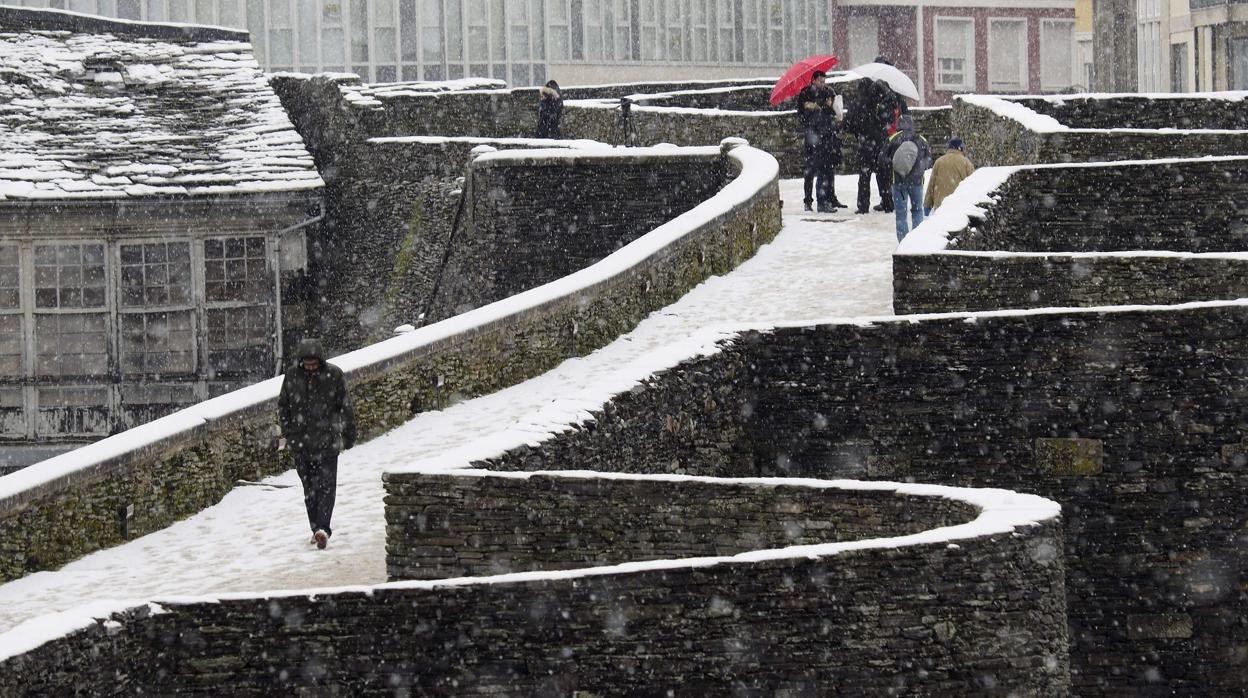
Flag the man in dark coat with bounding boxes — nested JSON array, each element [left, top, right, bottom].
[[278, 338, 356, 549], [536, 80, 563, 139], [795, 71, 844, 212], [843, 77, 896, 214], [879, 114, 932, 242]]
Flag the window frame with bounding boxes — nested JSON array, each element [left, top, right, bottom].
[[987, 17, 1029, 93], [934, 16, 975, 92]]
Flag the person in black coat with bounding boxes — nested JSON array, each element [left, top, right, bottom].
[[536, 80, 563, 139], [843, 77, 896, 214], [278, 338, 356, 549], [795, 71, 844, 212]]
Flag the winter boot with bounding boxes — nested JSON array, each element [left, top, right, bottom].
[[314, 529, 329, 550]]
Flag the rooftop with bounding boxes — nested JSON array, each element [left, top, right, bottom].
[[0, 5, 322, 202]]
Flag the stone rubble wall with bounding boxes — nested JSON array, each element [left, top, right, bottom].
[[1, 476, 1067, 697], [1012, 94, 1248, 130], [893, 157, 1248, 313], [952, 96, 1248, 167], [446, 302, 1248, 696], [0, 144, 781, 585], [383, 471, 980, 580]]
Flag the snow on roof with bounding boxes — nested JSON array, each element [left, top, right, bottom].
[[0, 6, 322, 202]]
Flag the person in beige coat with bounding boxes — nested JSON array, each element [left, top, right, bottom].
[[923, 137, 975, 214]]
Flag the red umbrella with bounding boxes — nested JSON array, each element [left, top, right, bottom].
[[769, 55, 839, 106]]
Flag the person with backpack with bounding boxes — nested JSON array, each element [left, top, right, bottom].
[[795, 71, 845, 212], [879, 114, 932, 242]]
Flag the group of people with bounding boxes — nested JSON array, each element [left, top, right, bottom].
[[793, 62, 975, 241]]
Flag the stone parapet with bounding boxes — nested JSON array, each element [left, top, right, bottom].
[[1, 475, 1066, 696]]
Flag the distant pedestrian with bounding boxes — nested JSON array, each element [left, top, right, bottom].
[[796, 71, 845, 212], [880, 114, 932, 242], [278, 338, 356, 550], [924, 137, 975, 214], [536, 80, 563, 139], [844, 78, 896, 214]]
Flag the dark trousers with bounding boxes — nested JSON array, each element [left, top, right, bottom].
[[856, 141, 893, 212], [803, 163, 836, 207], [294, 450, 338, 536]]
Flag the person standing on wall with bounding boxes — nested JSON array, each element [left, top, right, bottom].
[[843, 77, 896, 214], [924, 137, 975, 215], [278, 338, 356, 550], [796, 71, 845, 212], [880, 114, 932, 242], [536, 80, 563, 139]]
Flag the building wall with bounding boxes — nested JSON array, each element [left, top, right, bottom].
[[0, 198, 307, 445], [19, 0, 834, 86]]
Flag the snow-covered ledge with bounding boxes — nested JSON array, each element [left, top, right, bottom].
[[0, 473, 1067, 695], [894, 155, 1248, 314]]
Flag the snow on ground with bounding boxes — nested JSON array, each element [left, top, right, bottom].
[[0, 176, 899, 634]]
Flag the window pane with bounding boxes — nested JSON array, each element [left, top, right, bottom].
[[206, 306, 271, 376], [0, 245, 18, 310], [35, 314, 108, 377], [204, 237, 270, 303], [0, 315, 21, 377], [120, 311, 195, 374], [989, 20, 1027, 91], [1042, 21, 1075, 90]]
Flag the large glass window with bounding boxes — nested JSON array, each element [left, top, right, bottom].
[[206, 306, 270, 374], [743, 0, 761, 63], [269, 0, 294, 70], [1136, 0, 1162, 92], [691, 0, 709, 62], [34, 313, 108, 377], [0, 245, 18, 310], [666, 0, 684, 61], [641, 0, 660, 60], [716, 0, 735, 62], [935, 17, 975, 91], [119, 242, 194, 376], [323, 0, 347, 67], [422, 0, 444, 79], [0, 315, 21, 378], [766, 0, 783, 63], [988, 19, 1027, 92], [1230, 37, 1248, 91], [548, 0, 569, 60], [1041, 19, 1075, 91], [584, 0, 603, 60], [205, 237, 268, 303], [34, 243, 105, 310]]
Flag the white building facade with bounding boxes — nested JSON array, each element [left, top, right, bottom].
[[18, 0, 833, 84]]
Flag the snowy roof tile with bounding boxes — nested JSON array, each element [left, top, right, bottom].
[[0, 6, 323, 202]]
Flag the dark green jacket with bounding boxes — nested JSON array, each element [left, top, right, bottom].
[[278, 339, 356, 454]]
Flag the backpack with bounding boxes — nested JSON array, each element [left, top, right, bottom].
[[892, 140, 919, 177]]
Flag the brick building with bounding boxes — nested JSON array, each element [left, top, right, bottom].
[[831, 0, 1078, 105]]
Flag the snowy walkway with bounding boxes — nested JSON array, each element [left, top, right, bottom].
[[0, 176, 899, 634]]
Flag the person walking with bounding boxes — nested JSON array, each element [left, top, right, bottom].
[[795, 71, 844, 212], [880, 114, 932, 242], [278, 338, 356, 550], [843, 78, 895, 214], [923, 137, 974, 214], [536, 80, 563, 139]]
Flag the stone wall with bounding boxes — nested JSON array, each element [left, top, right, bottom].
[[430, 150, 726, 319], [1, 477, 1067, 697], [952, 96, 1248, 167], [893, 157, 1248, 313], [0, 143, 781, 584], [445, 301, 1248, 696], [1014, 94, 1248, 130], [384, 471, 980, 580]]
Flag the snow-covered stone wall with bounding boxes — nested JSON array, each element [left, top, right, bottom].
[[893, 157, 1248, 313], [0, 476, 1067, 696], [0, 142, 781, 586], [952, 93, 1248, 167], [427, 300, 1248, 695]]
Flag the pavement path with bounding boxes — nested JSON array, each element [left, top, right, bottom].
[[0, 175, 901, 633]]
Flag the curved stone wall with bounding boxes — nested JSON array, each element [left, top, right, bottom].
[[892, 156, 1248, 313], [425, 299, 1248, 696], [0, 142, 781, 584], [952, 93, 1248, 167], [0, 474, 1066, 696]]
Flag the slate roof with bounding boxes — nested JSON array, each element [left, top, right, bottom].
[[0, 6, 322, 202]]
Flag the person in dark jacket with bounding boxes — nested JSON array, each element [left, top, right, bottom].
[[278, 338, 356, 549], [536, 80, 563, 139], [795, 71, 844, 212], [843, 77, 895, 214], [879, 114, 932, 242]]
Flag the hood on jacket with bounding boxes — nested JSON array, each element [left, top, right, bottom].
[[897, 114, 916, 133], [294, 338, 326, 363]]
